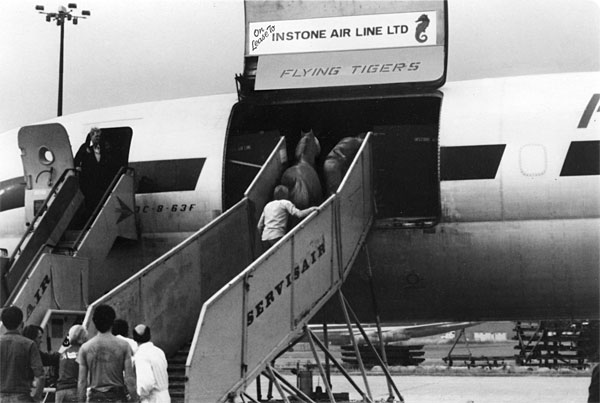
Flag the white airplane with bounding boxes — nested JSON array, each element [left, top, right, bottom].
[[1, 70, 597, 319], [0, 1, 598, 399]]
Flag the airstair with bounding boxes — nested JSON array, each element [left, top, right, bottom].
[[1, 167, 136, 327], [82, 134, 385, 402]]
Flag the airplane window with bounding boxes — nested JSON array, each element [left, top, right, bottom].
[[519, 144, 546, 176], [38, 146, 55, 165]]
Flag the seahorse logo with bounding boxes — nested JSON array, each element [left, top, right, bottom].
[[415, 14, 430, 43]]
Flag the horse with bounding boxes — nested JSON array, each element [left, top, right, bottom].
[[280, 130, 323, 210], [323, 136, 364, 196]]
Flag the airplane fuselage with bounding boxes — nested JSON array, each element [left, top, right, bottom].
[[0, 72, 598, 320]]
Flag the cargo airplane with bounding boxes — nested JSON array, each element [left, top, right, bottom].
[[0, 1, 598, 353]]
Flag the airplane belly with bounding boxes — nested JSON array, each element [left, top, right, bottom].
[[342, 218, 600, 322]]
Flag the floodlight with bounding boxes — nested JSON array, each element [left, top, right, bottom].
[[34, 2, 91, 117]]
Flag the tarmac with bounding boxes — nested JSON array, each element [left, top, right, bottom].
[[245, 373, 592, 402]]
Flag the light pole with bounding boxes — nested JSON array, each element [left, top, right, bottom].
[[35, 3, 91, 117]]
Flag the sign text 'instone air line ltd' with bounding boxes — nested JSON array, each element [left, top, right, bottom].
[[249, 11, 438, 56]]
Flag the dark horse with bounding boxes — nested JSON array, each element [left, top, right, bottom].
[[323, 135, 364, 196], [280, 130, 323, 209]]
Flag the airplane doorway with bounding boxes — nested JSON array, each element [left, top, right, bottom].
[[225, 94, 441, 224], [71, 126, 132, 227], [372, 123, 439, 223], [96, 127, 132, 172]]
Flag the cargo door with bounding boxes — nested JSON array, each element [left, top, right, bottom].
[[18, 124, 74, 226], [238, 0, 447, 100]]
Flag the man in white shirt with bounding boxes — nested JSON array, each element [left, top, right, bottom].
[[132, 325, 170, 403], [257, 185, 318, 249]]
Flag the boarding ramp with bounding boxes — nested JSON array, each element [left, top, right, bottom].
[[81, 138, 288, 357], [186, 134, 373, 402], [2, 168, 137, 330], [2, 170, 83, 303]]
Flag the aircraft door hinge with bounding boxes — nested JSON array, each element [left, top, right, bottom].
[[25, 174, 33, 190]]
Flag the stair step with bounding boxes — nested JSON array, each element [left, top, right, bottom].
[[165, 340, 193, 401], [168, 363, 186, 371]]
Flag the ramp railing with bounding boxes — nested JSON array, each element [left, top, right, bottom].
[[81, 138, 288, 356], [2, 168, 138, 330], [4, 169, 83, 295], [185, 134, 373, 402]]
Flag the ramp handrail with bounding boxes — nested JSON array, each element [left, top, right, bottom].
[[81, 138, 288, 355], [4, 241, 51, 307], [73, 166, 132, 249], [9, 168, 77, 264], [5, 168, 133, 306], [186, 134, 373, 402]]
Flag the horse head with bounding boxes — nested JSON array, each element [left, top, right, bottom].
[[295, 129, 321, 167]]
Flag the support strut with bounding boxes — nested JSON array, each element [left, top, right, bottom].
[[365, 245, 395, 401], [338, 290, 374, 403], [341, 292, 405, 402]]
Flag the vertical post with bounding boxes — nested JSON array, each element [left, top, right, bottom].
[[255, 375, 262, 401], [58, 20, 65, 116], [365, 245, 394, 401], [322, 321, 331, 388]]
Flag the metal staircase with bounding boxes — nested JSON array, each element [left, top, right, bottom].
[[81, 137, 291, 382], [2, 167, 136, 327], [81, 135, 384, 402], [184, 134, 374, 402], [2, 169, 84, 303]]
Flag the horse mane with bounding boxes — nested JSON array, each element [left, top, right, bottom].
[[295, 132, 321, 164]]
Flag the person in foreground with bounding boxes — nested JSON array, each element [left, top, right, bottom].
[[77, 304, 138, 402], [0, 306, 44, 402], [133, 324, 171, 403], [56, 325, 88, 402]]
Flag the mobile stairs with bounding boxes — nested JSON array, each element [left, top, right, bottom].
[[83, 133, 405, 402], [1, 166, 136, 327]]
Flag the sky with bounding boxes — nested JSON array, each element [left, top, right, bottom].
[[1, 0, 599, 134]]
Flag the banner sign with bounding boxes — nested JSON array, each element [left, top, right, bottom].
[[255, 46, 444, 90], [249, 11, 438, 56]]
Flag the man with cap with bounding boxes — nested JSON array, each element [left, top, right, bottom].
[[133, 324, 170, 403], [0, 306, 45, 402]]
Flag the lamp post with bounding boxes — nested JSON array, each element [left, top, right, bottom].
[[35, 3, 91, 117]]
